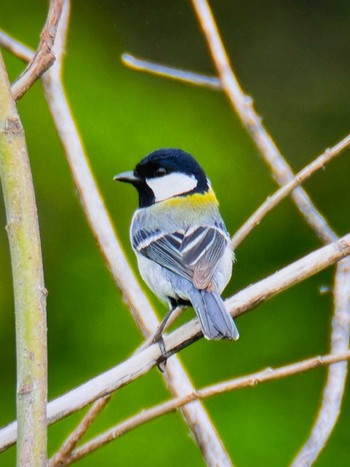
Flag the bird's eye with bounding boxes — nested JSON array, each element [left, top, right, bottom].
[[155, 167, 167, 177]]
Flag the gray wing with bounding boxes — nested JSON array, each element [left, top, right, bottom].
[[133, 225, 228, 290]]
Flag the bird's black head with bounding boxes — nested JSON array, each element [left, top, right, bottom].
[[114, 148, 210, 208]]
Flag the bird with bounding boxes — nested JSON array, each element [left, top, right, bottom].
[[114, 148, 239, 341]]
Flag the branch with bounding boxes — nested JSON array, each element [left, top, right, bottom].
[[231, 134, 350, 249], [292, 258, 350, 466], [67, 349, 350, 463], [11, 0, 64, 100], [0, 32, 34, 62], [1, 233, 350, 452], [191, 0, 337, 244], [122, 53, 221, 89], [0, 52, 47, 465], [49, 396, 112, 467]]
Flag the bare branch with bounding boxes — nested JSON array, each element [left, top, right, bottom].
[[191, 0, 337, 244], [292, 258, 350, 466], [232, 134, 350, 249], [122, 53, 221, 89], [11, 0, 64, 100], [1, 233, 350, 452], [68, 349, 350, 463], [49, 396, 112, 467], [0, 52, 47, 465]]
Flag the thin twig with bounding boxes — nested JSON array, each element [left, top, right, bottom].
[[0, 21, 234, 467], [191, 0, 337, 245], [11, 0, 64, 100], [0, 52, 47, 466], [49, 396, 112, 467], [231, 134, 350, 249], [292, 257, 350, 466], [122, 53, 221, 89], [1, 233, 350, 452], [67, 349, 350, 464], [0, 32, 34, 62]]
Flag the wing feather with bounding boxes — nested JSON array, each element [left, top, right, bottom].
[[134, 225, 228, 290]]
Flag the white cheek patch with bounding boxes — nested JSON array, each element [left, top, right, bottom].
[[146, 173, 198, 202]]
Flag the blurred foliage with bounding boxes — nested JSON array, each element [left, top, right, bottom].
[[1, 0, 350, 465]]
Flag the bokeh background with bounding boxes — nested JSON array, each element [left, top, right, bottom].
[[1, 1, 350, 465]]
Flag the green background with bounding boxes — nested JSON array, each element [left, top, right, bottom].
[[1, 1, 350, 465]]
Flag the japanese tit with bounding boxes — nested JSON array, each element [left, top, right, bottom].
[[114, 148, 239, 340]]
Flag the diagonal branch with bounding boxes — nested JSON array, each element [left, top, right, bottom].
[[11, 0, 64, 100], [292, 257, 350, 466], [191, 0, 337, 245], [231, 134, 350, 249], [67, 349, 350, 464], [0, 52, 47, 466], [1, 233, 350, 452], [49, 395, 112, 467]]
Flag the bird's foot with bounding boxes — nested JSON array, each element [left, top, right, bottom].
[[152, 333, 171, 370]]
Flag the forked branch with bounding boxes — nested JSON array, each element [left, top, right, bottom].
[[12, 0, 64, 100]]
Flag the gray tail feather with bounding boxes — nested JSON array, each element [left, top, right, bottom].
[[188, 288, 239, 340]]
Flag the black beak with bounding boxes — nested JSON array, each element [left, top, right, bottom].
[[113, 171, 140, 184]]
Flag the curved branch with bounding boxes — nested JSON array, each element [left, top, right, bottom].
[[292, 258, 350, 466]]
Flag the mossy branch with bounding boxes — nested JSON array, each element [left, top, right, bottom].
[[0, 51, 47, 466]]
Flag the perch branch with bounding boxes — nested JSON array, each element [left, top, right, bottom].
[[67, 349, 350, 463], [292, 257, 350, 466], [1, 233, 350, 452], [0, 52, 47, 465], [231, 133, 350, 249], [11, 0, 64, 100], [191, 0, 337, 244]]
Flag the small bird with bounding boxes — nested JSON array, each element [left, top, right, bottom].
[[114, 148, 239, 341]]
